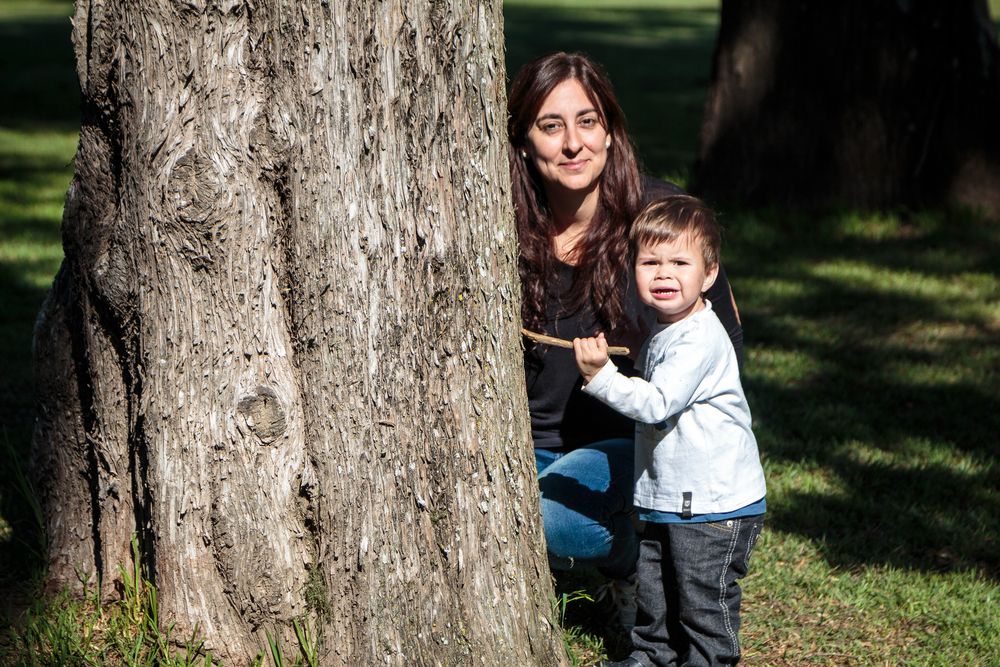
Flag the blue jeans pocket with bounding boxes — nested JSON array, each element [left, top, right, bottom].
[[705, 519, 738, 534]]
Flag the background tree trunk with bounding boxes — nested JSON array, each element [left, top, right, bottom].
[[32, 1, 566, 664], [695, 0, 1000, 216]]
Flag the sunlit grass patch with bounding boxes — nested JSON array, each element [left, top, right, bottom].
[[808, 259, 998, 308], [0, 124, 72, 418], [0, 127, 74, 285], [0, 126, 77, 161], [0, 2, 72, 23], [722, 200, 999, 663], [744, 525, 1000, 664], [883, 319, 996, 352], [883, 357, 981, 387], [737, 275, 818, 302], [748, 346, 825, 387], [836, 209, 923, 241], [844, 436, 992, 473]]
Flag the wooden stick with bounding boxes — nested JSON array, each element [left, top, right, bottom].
[[521, 328, 630, 357]]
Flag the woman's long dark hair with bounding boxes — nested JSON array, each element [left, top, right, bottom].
[[507, 52, 643, 336]]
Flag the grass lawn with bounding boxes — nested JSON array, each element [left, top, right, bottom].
[[0, 0, 78, 618], [2, 0, 1000, 665], [506, 1, 1000, 665]]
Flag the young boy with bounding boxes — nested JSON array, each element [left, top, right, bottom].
[[573, 195, 766, 667]]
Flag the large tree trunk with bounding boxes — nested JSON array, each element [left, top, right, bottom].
[[695, 0, 1000, 216], [32, 1, 566, 664]]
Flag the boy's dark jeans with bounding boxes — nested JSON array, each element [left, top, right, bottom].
[[629, 516, 764, 666]]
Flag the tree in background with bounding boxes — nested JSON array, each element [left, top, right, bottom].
[[31, 0, 564, 663], [695, 0, 1000, 216]]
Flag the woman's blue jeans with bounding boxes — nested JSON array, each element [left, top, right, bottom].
[[535, 438, 638, 580]]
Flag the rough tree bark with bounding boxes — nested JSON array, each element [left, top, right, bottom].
[[695, 0, 1000, 216], [32, 1, 567, 664]]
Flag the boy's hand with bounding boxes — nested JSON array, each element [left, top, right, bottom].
[[573, 333, 610, 384]]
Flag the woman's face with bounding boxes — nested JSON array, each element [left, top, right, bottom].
[[524, 78, 610, 197]]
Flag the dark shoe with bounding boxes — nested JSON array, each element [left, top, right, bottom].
[[595, 657, 643, 667], [593, 573, 638, 631]]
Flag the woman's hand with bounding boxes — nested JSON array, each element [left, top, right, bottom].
[[573, 333, 610, 384]]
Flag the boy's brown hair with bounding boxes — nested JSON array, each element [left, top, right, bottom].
[[629, 195, 721, 268]]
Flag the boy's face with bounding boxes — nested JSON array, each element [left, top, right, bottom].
[[635, 233, 719, 324]]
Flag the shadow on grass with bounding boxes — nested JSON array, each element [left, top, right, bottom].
[[0, 249, 63, 611], [726, 208, 1000, 580], [0, 260, 53, 601], [0, 234, 60, 594], [509, 2, 1000, 655], [0, 3, 79, 132], [0, 3, 76, 603], [504, 3, 720, 176]]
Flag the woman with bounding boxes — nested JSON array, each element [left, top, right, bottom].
[[507, 52, 744, 615]]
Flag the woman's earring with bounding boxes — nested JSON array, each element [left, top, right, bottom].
[[520, 149, 528, 158], [605, 136, 612, 149]]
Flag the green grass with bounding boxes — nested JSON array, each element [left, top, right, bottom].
[[551, 588, 608, 667], [2, 537, 214, 665], [726, 207, 999, 665], [506, 1, 1000, 665], [2, 0, 1000, 665], [0, 0, 77, 611], [1, 536, 320, 665]]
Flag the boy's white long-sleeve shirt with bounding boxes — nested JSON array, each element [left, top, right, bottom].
[[583, 301, 766, 515]]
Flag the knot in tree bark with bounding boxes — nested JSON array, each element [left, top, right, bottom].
[[168, 148, 226, 228], [237, 385, 287, 444]]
